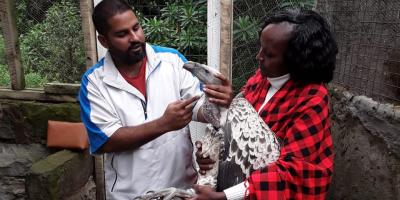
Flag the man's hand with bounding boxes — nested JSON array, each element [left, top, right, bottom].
[[195, 141, 215, 175], [187, 184, 227, 200], [204, 74, 233, 108], [160, 96, 199, 132]]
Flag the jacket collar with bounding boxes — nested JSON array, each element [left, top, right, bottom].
[[101, 43, 161, 101], [144, 43, 161, 78]]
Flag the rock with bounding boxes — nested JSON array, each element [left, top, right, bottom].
[[0, 176, 25, 200], [0, 143, 48, 176], [26, 150, 93, 200]]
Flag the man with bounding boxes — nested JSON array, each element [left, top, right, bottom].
[[192, 8, 337, 199], [78, 0, 232, 199]]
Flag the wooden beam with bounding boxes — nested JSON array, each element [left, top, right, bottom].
[[0, 0, 25, 90], [0, 88, 77, 102], [220, 0, 233, 80], [44, 83, 80, 95], [79, 0, 98, 69]]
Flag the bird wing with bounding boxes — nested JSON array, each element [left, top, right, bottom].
[[226, 95, 281, 177]]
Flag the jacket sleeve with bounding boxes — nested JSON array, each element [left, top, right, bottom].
[[79, 73, 122, 154], [247, 94, 334, 199]]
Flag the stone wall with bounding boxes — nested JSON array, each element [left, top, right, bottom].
[[327, 85, 400, 200], [0, 99, 95, 200]]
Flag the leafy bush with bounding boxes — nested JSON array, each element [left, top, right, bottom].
[[139, 0, 207, 62], [25, 72, 47, 88], [20, 0, 85, 83], [0, 64, 10, 87], [0, 34, 5, 66], [233, 16, 258, 42], [0, 63, 47, 88]]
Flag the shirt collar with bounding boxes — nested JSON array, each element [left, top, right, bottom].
[[267, 73, 290, 90]]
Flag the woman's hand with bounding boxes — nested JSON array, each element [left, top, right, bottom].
[[187, 184, 227, 200], [204, 74, 233, 108]]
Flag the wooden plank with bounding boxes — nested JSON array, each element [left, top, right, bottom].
[[79, 0, 98, 69], [44, 83, 80, 95], [0, 0, 25, 90], [220, 0, 233, 80], [79, 1, 105, 200], [0, 88, 77, 102]]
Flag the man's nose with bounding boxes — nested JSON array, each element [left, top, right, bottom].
[[128, 31, 139, 42]]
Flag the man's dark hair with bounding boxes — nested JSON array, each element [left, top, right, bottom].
[[92, 0, 133, 35], [260, 8, 338, 84]]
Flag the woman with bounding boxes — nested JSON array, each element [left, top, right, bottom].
[[192, 8, 338, 200]]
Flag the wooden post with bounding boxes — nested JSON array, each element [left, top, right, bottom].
[[80, 0, 98, 69], [220, 0, 233, 80], [207, 0, 220, 70], [79, 1, 104, 200], [0, 0, 25, 90]]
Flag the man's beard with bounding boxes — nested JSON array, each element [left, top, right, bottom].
[[124, 42, 146, 65]]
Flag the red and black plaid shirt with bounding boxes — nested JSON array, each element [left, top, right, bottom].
[[243, 70, 334, 199]]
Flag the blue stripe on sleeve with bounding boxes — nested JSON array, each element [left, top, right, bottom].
[[151, 45, 203, 92], [151, 45, 205, 91], [79, 59, 109, 154], [151, 45, 188, 63]]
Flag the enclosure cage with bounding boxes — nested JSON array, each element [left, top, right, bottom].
[[2, 0, 398, 104], [318, 0, 400, 103]]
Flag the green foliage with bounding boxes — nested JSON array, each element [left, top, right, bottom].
[[233, 16, 259, 42], [20, 0, 85, 84], [141, 17, 171, 45], [0, 34, 5, 66], [25, 72, 47, 88], [140, 0, 207, 62], [232, 15, 260, 94], [0, 64, 10, 87], [15, 0, 34, 35], [0, 62, 47, 88]]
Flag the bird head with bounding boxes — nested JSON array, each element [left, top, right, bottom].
[[183, 61, 222, 85]]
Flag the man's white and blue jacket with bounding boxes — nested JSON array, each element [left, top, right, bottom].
[[79, 43, 202, 200]]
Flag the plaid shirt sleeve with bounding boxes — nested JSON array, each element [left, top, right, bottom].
[[245, 79, 334, 199]]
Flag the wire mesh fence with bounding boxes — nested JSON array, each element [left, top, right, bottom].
[[232, 0, 315, 93], [13, 0, 86, 87], [317, 0, 400, 103], [233, 0, 272, 93], [233, 0, 400, 103]]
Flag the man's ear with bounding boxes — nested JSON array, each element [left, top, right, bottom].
[[98, 35, 109, 49]]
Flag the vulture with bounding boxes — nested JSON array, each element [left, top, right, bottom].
[[134, 61, 280, 200]]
